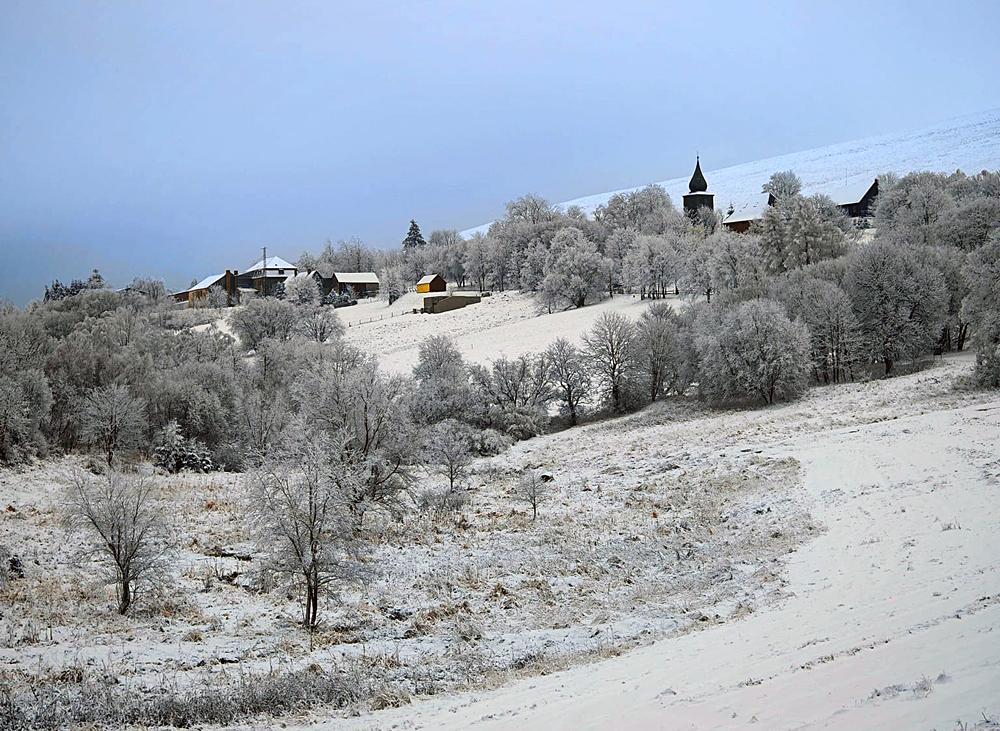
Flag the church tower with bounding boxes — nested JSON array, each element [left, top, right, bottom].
[[682, 156, 714, 216]]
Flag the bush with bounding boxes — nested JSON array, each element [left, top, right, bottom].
[[695, 298, 811, 405]]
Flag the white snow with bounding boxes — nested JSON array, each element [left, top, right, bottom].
[[462, 107, 1000, 236], [300, 354, 1000, 730], [341, 291, 663, 373]]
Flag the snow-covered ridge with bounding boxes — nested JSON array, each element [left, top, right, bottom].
[[461, 108, 1000, 236]]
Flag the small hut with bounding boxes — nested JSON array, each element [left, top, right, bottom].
[[415, 274, 446, 293]]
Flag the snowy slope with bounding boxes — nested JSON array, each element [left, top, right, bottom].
[[462, 108, 1000, 236]]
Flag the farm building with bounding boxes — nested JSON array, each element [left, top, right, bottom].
[[238, 255, 297, 296], [329, 272, 380, 298], [171, 270, 239, 307], [720, 176, 880, 232], [416, 274, 446, 293]]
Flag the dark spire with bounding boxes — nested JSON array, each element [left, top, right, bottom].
[[688, 156, 708, 193]]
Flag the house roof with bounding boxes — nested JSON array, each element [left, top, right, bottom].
[[824, 177, 878, 206], [333, 271, 380, 284], [246, 256, 295, 272], [417, 274, 444, 285], [173, 273, 225, 295]]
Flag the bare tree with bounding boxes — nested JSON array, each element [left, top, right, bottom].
[[247, 429, 367, 629], [65, 471, 170, 614], [423, 419, 474, 494], [516, 469, 549, 521], [545, 337, 591, 425], [78, 385, 147, 466], [584, 312, 637, 413]]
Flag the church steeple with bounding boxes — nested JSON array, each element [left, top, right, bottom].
[[683, 156, 714, 216], [688, 156, 708, 193]]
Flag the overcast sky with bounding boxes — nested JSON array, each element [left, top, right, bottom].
[[2, 0, 999, 303]]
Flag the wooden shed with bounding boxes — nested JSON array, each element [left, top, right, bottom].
[[415, 274, 446, 293]]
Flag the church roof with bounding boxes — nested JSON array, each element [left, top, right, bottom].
[[688, 156, 709, 193]]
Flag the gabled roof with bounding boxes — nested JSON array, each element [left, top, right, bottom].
[[824, 177, 878, 206], [246, 256, 295, 272], [417, 274, 444, 285], [333, 271, 380, 284], [173, 273, 225, 295]]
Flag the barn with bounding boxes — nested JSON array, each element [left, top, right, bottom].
[[416, 274, 446, 293], [171, 270, 239, 307], [329, 272, 379, 298], [238, 255, 297, 296]]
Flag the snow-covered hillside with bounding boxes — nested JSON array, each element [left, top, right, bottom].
[[462, 108, 1000, 236]]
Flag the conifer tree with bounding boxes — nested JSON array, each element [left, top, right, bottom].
[[402, 219, 427, 250]]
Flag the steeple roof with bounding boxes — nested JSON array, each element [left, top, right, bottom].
[[688, 156, 708, 193]]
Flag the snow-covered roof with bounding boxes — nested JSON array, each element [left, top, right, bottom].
[[173, 273, 225, 295], [722, 194, 770, 224], [822, 177, 878, 206], [417, 274, 443, 285], [246, 256, 295, 271], [333, 271, 380, 284]]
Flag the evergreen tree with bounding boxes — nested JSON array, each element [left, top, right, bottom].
[[402, 219, 427, 250]]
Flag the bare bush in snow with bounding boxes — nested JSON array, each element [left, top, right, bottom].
[[248, 428, 368, 628], [283, 275, 322, 306], [65, 470, 171, 614], [516, 469, 550, 521]]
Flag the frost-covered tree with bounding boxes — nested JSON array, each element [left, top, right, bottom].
[[423, 418, 474, 494], [283, 275, 322, 306], [0, 307, 52, 465], [517, 238, 547, 291], [503, 194, 558, 225], [230, 297, 298, 349], [584, 311, 637, 413], [544, 337, 591, 425], [759, 196, 847, 272], [295, 355, 419, 526], [78, 385, 147, 465], [623, 233, 681, 299], [875, 173, 955, 246], [636, 302, 695, 401], [678, 235, 715, 302], [709, 230, 769, 302], [296, 305, 344, 343], [845, 240, 947, 375], [66, 471, 170, 614], [463, 232, 492, 292], [695, 299, 811, 404], [962, 233, 1000, 386], [540, 227, 607, 309], [469, 354, 552, 438], [205, 285, 229, 309], [594, 184, 680, 235], [411, 335, 476, 424], [761, 170, 802, 200], [771, 271, 862, 384], [516, 469, 550, 522], [248, 428, 367, 628]]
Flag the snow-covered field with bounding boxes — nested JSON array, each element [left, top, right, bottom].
[[305, 353, 1000, 731], [463, 107, 1000, 236], [3, 353, 998, 729], [342, 291, 657, 373]]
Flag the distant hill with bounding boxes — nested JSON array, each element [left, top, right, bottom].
[[462, 108, 1000, 236]]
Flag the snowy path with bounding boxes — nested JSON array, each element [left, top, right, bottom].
[[319, 397, 1000, 730]]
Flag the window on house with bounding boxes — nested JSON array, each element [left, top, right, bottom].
[[278, 269, 284, 275]]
